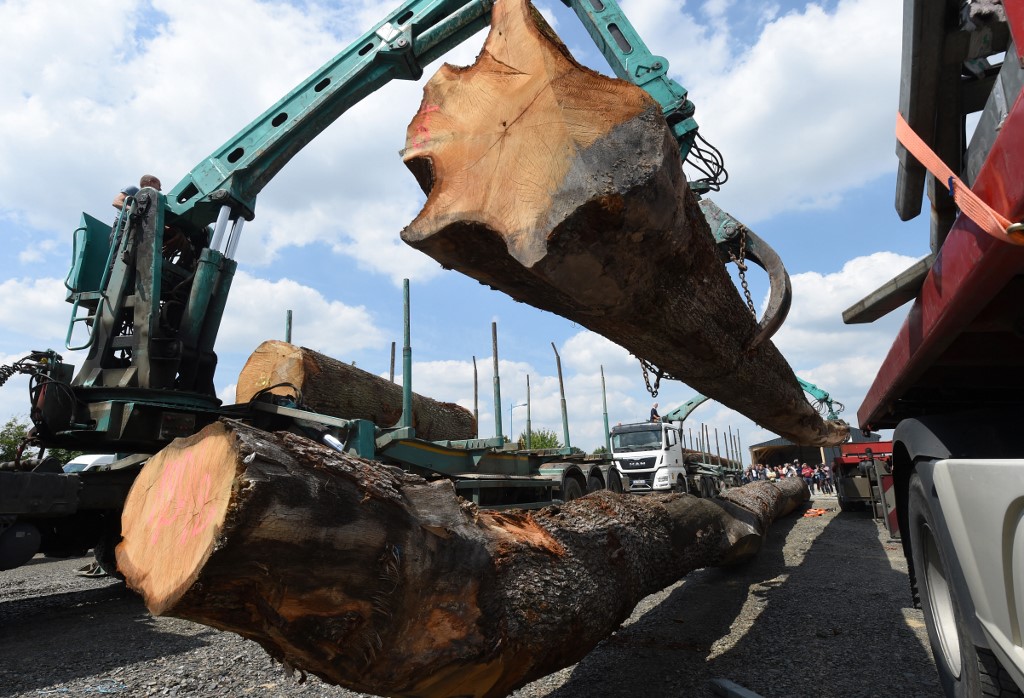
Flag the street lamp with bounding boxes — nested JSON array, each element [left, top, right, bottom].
[[510, 402, 527, 446]]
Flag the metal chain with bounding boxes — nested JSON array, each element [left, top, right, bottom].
[[640, 358, 683, 398], [640, 359, 660, 398], [728, 226, 757, 318]]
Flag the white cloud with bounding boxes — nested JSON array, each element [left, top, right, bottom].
[[218, 271, 386, 357], [0, 277, 75, 343], [18, 239, 60, 264], [623, 0, 901, 221]]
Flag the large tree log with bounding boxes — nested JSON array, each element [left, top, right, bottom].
[[236, 340, 477, 442], [118, 419, 808, 698], [400, 0, 847, 447]]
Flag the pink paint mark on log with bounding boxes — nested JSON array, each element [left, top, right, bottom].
[[179, 472, 217, 544], [149, 451, 198, 545], [411, 103, 441, 149]]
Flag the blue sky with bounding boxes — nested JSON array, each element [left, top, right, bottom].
[[0, 0, 931, 455]]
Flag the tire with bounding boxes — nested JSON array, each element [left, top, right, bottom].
[[607, 469, 623, 494], [587, 475, 603, 493], [907, 472, 1022, 697], [562, 477, 584, 502], [672, 476, 686, 493]]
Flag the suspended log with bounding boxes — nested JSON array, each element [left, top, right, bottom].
[[236, 340, 477, 442], [400, 0, 847, 446], [117, 419, 808, 698]]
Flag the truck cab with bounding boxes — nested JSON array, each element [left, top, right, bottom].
[[610, 421, 686, 493]]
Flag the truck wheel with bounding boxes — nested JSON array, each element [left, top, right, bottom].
[[562, 477, 584, 502], [607, 469, 623, 494], [587, 475, 603, 493], [907, 471, 1017, 697], [673, 476, 686, 493]]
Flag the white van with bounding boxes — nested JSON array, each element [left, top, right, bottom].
[[63, 454, 117, 473]]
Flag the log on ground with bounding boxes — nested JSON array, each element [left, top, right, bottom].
[[236, 340, 477, 442], [117, 419, 809, 698], [400, 0, 847, 446]]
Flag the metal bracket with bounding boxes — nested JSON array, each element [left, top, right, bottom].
[[700, 199, 792, 350]]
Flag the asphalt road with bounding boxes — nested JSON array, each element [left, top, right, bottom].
[[0, 493, 941, 697]]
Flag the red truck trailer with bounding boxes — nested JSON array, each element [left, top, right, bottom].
[[849, 2, 1024, 696]]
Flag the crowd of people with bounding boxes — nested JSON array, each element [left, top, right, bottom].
[[742, 460, 834, 495]]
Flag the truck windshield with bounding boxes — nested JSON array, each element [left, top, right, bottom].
[[611, 428, 662, 453]]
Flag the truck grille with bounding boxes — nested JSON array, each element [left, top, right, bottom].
[[618, 457, 656, 470]]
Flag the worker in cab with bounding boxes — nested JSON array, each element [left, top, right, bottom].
[[113, 174, 161, 211]]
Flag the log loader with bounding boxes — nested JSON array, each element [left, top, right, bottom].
[[849, 1, 1024, 694], [0, 0, 799, 573]]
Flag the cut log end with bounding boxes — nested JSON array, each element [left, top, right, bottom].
[[116, 422, 239, 615], [402, 0, 661, 270]]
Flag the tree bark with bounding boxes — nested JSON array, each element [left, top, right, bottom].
[[118, 419, 808, 698], [236, 340, 477, 442], [400, 0, 847, 447]]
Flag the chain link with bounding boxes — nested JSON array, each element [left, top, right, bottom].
[[639, 358, 684, 399], [640, 359, 660, 398], [728, 226, 757, 318]]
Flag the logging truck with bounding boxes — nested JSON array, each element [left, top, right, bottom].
[[846, 2, 1024, 695]]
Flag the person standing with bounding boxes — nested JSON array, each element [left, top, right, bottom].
[[801, 462, 815, 494], [650, 402, 660, 422]]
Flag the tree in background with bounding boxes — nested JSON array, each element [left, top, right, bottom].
[[516, 427, 561, 450], [0, 417, 26, 462], [0, 416, 82, 464], [591, 445, 609, 457]]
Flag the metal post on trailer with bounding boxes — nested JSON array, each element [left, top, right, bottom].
[[492, 323, 503, 440], [600, 366, 611, 454], [400, 279, 412, 430], [551, 342, 571, 450], [526, 374, 532, 450], [285, 309, 292, 343]]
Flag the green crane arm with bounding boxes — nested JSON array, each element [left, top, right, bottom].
[[796, 377, 845, 421], [661, 378, 845, 424], [165, 0, 708, 233]]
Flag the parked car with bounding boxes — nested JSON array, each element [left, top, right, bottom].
[[62, 454, 117, 473]]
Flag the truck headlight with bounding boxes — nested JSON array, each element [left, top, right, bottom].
[[656, 473, 669, 484]]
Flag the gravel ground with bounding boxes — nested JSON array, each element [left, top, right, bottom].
[[0, 493, 941, 698]]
